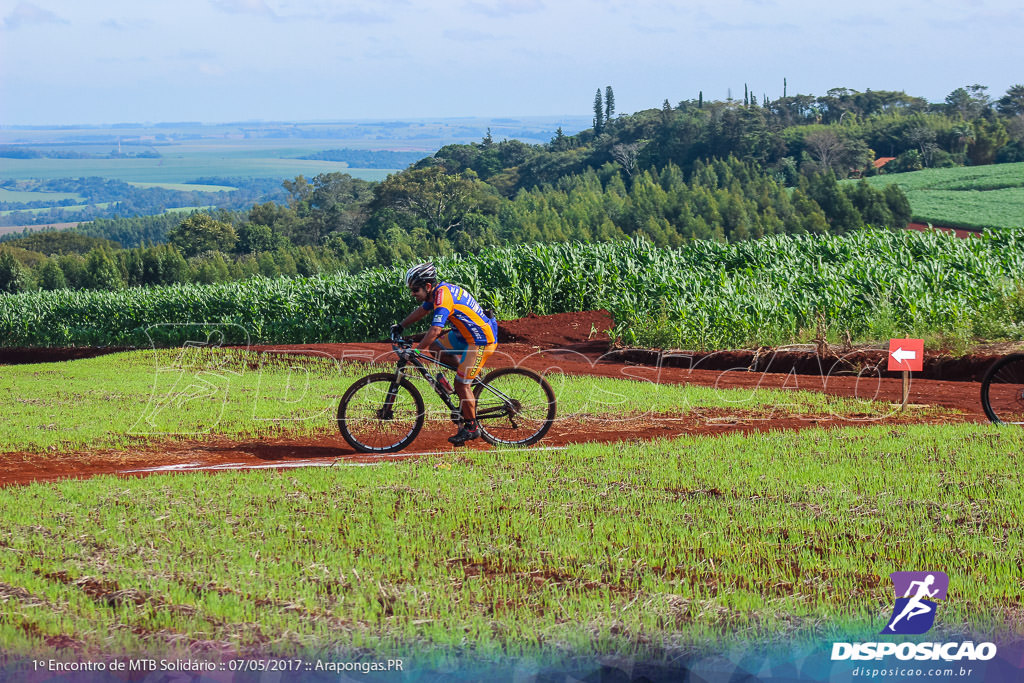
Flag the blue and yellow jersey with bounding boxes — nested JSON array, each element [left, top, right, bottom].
[[421, 282, 497, 346]]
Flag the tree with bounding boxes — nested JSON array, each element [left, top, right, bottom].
[[56, 254, 87, 288], [167, 213, 238, 257], [593, 89, 604, 135], [84, 247, 124, 290], [907, 127, 939, 167], [306, 172, 374, 244], [660, 99, 673, 128], [968, 118, 1009, 165], [883, 185, 912, 227], [605, 86, 615, 125], [0, 250, 32, 293], [38, 259, 67, 290], [372, 167, 495, 239], [951, 126, 974, 155], [805, 172, 862, 234], [997, 84, 1024, 117], [282, 175, 313, 206], [611, 142, 645, 177], [237, 223, 285, 253], [804, 129, 847, 174], [945, 84, 990, 119]]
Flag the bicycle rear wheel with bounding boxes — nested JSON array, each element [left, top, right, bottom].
[[338, 373, 425, 453], [474, 367, 556, 446], [981, 354, 1024, 425]]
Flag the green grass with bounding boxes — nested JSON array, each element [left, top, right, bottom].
[[860, 162, 1024, 230], [127, 181, 237, 192], [0, 188, 83, 203], [0, 155, 394, 184], [0, 422, 1019, 661], [0, 349, 908, 454]]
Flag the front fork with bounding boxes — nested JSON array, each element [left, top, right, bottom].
[[378, 359, 409, 421]]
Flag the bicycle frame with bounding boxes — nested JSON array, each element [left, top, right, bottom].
[[388, 340, 521, 423]]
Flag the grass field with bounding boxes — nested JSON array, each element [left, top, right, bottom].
[[0, 422, 1019, 662], [127, 181, 238, 192], [0, 156, 395, 184], [860, 162, 1024, 230], [0, 202, 114, 217], [0, 350, 911, 454], [0, 188, 84, 203]]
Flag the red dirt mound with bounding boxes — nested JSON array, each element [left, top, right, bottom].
[[497, 309, 613, 347], [0, 346, 131, 365], [906, 222, 981, 239]]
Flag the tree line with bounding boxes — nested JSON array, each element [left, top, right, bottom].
[[7, 81, 1019, 294], [425, 83, 1024, 194], [0, 177, 286, 227], [0, 157, 910, 294]]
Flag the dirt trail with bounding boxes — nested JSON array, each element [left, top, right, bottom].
[[0, 310, 994, 487]]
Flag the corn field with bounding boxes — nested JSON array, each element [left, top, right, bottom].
[[2, 228, 1023, 350]]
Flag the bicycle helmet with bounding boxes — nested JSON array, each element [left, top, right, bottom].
[[404, 262, 437, 288]]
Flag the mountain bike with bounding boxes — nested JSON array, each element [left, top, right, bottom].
[[337, 336, 557, 453], [980, 353, 1024, 425]]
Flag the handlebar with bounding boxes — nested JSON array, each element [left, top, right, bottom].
[[390, 335, 456, 372]]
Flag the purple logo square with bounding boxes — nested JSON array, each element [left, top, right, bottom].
[[882, 571, 949, 635]]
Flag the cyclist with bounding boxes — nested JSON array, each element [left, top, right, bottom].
[[390, 263, 498, 445]]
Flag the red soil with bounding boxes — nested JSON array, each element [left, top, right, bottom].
[[906, 222, 981, 239], [0, 309, 994, 488]]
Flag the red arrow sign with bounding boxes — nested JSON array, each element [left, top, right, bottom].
[[888, 338, 923, 372]]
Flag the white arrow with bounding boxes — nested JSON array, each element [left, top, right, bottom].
[[891, 347, 917, 364]]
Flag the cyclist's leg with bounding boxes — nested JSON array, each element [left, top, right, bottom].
[[454, 342, 498, 421], [432, 330, 467, 370]]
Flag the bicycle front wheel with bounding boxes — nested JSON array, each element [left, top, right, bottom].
[[474, 367, 556, 446], [981, 354, 1024, 425], [338, 373, 425, 453]]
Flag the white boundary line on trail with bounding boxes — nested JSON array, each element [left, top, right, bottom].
[[123, 445, 570, 474], [357, 445, 570, 460]]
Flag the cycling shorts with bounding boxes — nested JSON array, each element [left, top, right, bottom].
[[434, 330, 498, 383]]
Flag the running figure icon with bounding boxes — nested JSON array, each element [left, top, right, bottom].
[[882, 571, 949, 635], [887, 574, 938, 631]]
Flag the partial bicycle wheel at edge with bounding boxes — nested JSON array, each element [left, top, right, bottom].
[[980, 354, 1024, 425], [473, 367, 556, 446], [338, 373, 425, 453]]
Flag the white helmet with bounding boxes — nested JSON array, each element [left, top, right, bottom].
[[404, 262, 437, 288]]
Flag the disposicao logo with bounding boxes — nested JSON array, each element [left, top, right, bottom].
[[831, 571, 998, 662], [883, 571, 948, 635]]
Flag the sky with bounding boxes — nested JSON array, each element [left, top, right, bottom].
[[0, 0, 1022, 126]]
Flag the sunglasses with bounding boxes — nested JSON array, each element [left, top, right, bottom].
[[409, 286, 423, 293]]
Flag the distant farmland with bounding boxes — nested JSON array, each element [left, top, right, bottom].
[[859, 161, 1024, 230], [0, 155, 397, 184]]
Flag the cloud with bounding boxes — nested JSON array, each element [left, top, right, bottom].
[[442, 28, 500, 42], [100, 18, 151, 31], [3, 2, 68, 30], [179, 49, 220, 60], [365, 46, 411, 60], [198, 63, 227, 76], [210, 0, 280, 20], [631, 23, 675, 34], [843, 14, 886, 26], [465, 0, 544, 18], [327, 9, 391, 23], [706, 19, 799, 31]]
